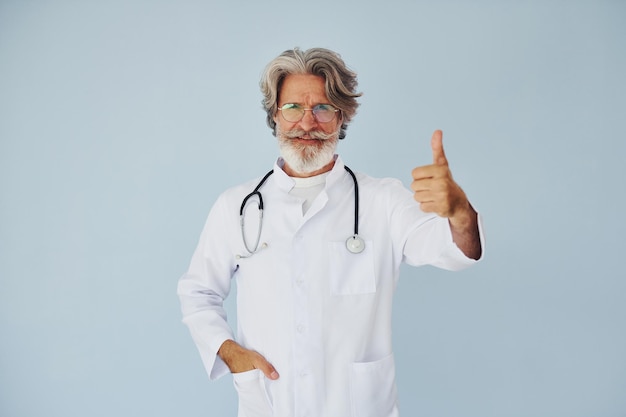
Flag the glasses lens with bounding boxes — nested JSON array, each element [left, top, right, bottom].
[[312, 104, 337, 123], [279, 104, 337, 123], [280, 104, 303, 122]]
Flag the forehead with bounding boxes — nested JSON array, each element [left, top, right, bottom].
[[279, 74, 328, 104]]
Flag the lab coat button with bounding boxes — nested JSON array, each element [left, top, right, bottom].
[[296, 325, 305, 333]]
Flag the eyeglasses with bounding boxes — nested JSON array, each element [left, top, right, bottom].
[[278, 103, 339, 123]]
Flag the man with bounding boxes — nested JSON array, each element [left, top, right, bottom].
[[178, 47, 484, 417]]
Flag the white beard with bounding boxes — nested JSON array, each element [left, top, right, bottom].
[[277, 127, 339, 175]]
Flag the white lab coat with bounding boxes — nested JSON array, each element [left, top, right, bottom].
[[178, 156, 484, 417]]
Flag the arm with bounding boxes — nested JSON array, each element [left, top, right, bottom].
[[178, 193, 280, 380], [177, 196, 239, 380], [448, 201, 482, 260], [411, 130, 482, 260]]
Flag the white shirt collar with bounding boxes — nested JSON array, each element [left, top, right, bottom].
[[273, 155, 346, 192]]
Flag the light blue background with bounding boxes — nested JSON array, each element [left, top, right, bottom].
[[1, 1, 625, 416]]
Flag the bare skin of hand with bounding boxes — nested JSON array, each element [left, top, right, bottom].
[[411, 130, 482, 260], [217, 339, 279, 380]]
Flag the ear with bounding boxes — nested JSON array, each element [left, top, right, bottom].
[[273, 107, 280, 124], [336, 111, 344, 127]]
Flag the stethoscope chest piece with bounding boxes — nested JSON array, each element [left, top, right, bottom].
[[346, 235, 365, 254]]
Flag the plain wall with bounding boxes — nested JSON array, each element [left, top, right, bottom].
[[1, 1, 625, 416]]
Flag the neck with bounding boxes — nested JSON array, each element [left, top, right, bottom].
[[283, 159, 335, 178]]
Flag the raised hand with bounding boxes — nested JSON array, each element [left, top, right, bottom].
[[411, 130, 481, 259], [411, 130, 468, 218]]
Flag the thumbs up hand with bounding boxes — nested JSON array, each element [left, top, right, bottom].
[[411, 130, 467, 218], [411, 130, 481, 259]]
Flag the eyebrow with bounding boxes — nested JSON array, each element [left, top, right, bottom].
[[280, 102, 333, 107]]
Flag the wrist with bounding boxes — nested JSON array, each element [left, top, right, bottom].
[[449, 201, 475, 230], [217, 339, 239, 362]]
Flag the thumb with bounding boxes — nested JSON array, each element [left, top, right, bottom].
[[431, 129, 448, 166], [254, 355, 280, 380]]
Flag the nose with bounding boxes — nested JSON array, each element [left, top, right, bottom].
[[297, 109, 318, 131]]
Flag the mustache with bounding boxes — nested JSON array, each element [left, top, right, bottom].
[[281, 129, 337, 141]]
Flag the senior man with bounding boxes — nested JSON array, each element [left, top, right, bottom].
[[178, 47, 484, 417]]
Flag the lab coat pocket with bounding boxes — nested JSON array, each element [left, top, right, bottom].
[[350, 354, 399, 417], [329, 240, 376, 295], [232, 369, 273, 417]]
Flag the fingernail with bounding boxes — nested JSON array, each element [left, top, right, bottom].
[[270, 371, 279, 379]]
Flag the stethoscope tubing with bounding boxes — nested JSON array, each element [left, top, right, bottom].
[[238, 166, 363, 258], [343, 165, 359, 236], [239, 170, 274, 215]]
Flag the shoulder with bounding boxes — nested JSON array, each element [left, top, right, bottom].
[[213, 172, 273, 209], [351, 170, 410, 196]]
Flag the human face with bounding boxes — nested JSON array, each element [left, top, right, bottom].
[[274, 74, 342, 177]]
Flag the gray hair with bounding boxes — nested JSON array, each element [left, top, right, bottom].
[[260, 47, 362, 140]]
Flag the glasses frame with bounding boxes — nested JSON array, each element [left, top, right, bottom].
[[277, 103, 340, 123]]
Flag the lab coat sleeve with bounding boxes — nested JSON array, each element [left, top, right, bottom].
[[388, 180, 485, 270], [177, 193, 237, 380]]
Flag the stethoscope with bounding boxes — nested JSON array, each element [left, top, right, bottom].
[[236, 166, 365, 259]]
